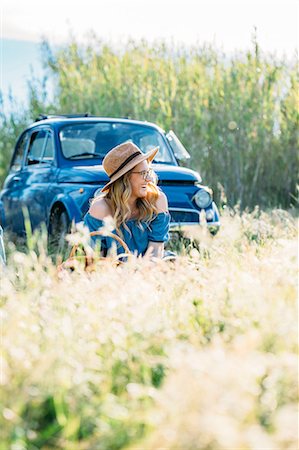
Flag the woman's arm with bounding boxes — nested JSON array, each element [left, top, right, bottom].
[[146, 191, 169, 259], [84, 198, 113, 257], [155, 190, 168, 213], [89, 198, 112, 219]]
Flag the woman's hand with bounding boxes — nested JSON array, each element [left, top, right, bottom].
[[146, 241, 164, 259]]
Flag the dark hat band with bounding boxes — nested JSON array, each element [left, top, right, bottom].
[[108, 151, 141, 178]]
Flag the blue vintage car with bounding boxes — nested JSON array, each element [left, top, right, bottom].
[[0, 115, 220, 244]]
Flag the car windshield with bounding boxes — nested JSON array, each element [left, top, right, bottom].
[[59, 122, 175, 163]]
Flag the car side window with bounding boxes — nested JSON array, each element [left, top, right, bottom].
[[11, 132, 29, 172], [26, 130, 48, 165], [25, 130, 54, 165], [42, 131, 54, 163]]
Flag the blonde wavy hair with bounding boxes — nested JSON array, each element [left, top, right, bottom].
[[91, 170, 160, 235]]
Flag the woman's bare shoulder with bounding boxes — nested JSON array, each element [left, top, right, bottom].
[[156, 190, 168, 213], [89, 198, 113, 220]]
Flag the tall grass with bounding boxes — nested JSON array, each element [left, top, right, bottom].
[[0, 37, 298, 209], [0, 209, 297, 449], [45, 36, 298, 208]]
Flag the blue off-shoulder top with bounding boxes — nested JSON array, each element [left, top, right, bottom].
[[83, 211, 170, 256]]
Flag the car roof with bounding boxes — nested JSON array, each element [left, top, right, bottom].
[[26, 116, 165, 133]]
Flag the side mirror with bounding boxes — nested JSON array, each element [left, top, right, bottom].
[[166, 130, 191, 162]]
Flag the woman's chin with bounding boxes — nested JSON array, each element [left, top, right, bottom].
[[138, 188, 148, 198]]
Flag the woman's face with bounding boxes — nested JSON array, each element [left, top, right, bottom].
[[129, 160, 152, 199]]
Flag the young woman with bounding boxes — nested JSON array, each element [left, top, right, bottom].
[[83, 141, 170, 259]]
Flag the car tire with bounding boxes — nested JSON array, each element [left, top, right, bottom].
[[208, 225, 220, 236], [48, 206, 71, 255]]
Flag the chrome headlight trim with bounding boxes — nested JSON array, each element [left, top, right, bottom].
[[93, 187, 102, 198], [192, 187, 212, 209]]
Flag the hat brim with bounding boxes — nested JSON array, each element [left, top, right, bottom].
[[100, 146, 159, 192]]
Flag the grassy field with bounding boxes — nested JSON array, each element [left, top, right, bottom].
[[0, 208, 298, 450]]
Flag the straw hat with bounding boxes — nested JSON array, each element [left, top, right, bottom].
[[101, 141, 159, 192]]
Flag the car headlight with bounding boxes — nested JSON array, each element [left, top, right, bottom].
[[193, 187, 212, 208]]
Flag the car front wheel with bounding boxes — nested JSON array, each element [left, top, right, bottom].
[[48, 206, 71, 255]]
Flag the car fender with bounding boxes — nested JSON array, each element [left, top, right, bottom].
[[48, 193, 82, 227], [0, 201, 6, 228], [0, 225, 6, 264]]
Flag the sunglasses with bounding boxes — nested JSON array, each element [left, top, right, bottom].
[[130, 168, 154, 180]]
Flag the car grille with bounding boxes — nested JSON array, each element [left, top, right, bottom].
[[169, 209, 200, 224], [158, 180, 196, 186]]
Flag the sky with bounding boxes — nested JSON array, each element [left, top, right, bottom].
[[1, 0, 298, 110]]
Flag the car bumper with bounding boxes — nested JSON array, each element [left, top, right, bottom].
[[169, 202, 220, 233]]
